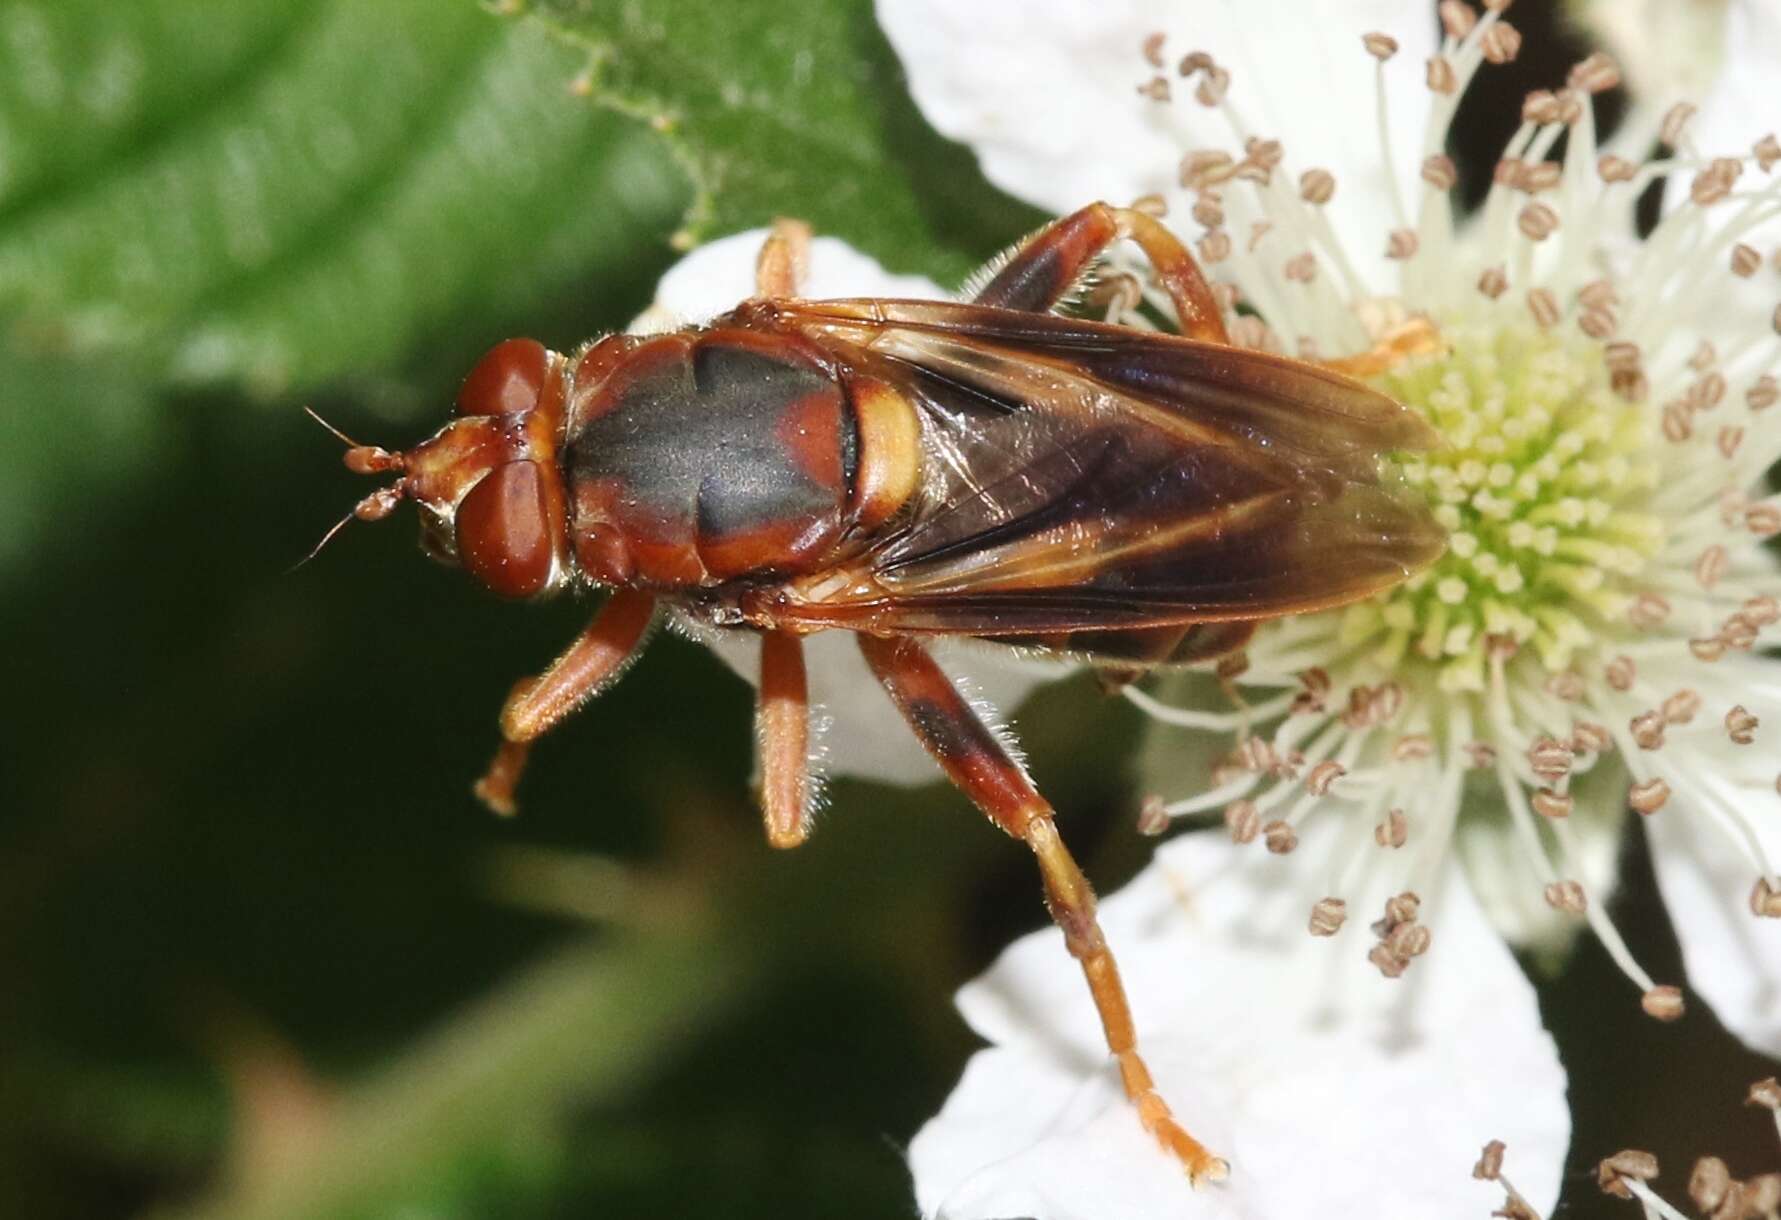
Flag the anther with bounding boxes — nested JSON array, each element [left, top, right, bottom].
[[1527, 736, 1573, 780], [1368, 943, 1409, 978], [1426, 55, 1457, 94], [1517, 203, 1558, 241], [1521, 90, 1561, 125], [1732, 244, 1762, 277], [1531, 788, 1573, 819], [1520, 161, 1562, 194], [1197, 229, 1232, 264], [1750, 879, 1781, 918], [1244, 137, 1283, 171], [1597, 154, 1637, 183], [1309, 897, 1347, 936], [1137, 794, 1169, 836], [1284, 252, 1318, 282], [1690, 637, 1727, 662], [1386, 229, 1418, 260], [1137, 76, 1171, 102], [1438, 1, 1475, 39], [1384, 891, 1421, 926], [1194, 66, 1230, 107], [1481, 22, 1521, 64], [1747, 504, 1781, 536], [1630, 711, 1666, 750], [1659, 103, 1697, 147], [1375, 808, 1408, 848], [1662, 402, 1693, 442], [1641, 986, 1685, 1021], [1661, 689, 1701, 724], [1695, 545, 1728, 589], [1192, 196, 1224, 228], [1141, 31, 1166, 69], [1478, 266, 1508, 299], [1690, 1156, 1731, 1214], [1572, 722, 1612, 754], [1306, 760, 1345, 796], [1224, 800, 1261, 844], [1748, 375, 1778, 410], [1262, 820, 1297, 854], [1544, 880, 1586, 912], [1474, 1140, 1506, 1181], [1385, 921, 1430, 958], [1757, 134, 1781, 172], [1598, 1149, 1661, 1198], [1526, 288, 1559, 327], [1749, 1077, 1781, 1110], [1299, 168, 1335, 205], [1179, 149, 1235, 190], [1628, 593, 1670, 629], [1421, 154, 1457, 191], [1726, 705, 1760, 745], [1628, 778, 1670, 815], [1568, 50, 1619, 93], [1578, 307, 1616, 339], [1690, 158, 1741, 206], [1362, 31, 1399, 61]]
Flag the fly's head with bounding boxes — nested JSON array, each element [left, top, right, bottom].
[[340, 338, 573, 599]]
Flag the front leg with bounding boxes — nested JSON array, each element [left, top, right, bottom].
[[856, 633, 1229, 1186], [474, 589, 658, 815]]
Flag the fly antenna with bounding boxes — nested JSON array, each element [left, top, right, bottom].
[[302, 405, 363, 449], [287, 486, 404, 575], [288, 508, 358, 575]]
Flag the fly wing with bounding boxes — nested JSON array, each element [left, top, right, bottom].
[[763, 300, 1445, 636]]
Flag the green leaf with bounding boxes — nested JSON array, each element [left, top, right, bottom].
[[510, 0, 1047, 285], [0, 0, 689, 576], [0, 1, 686, 392]]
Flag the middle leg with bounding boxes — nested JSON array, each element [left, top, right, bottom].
[[857, 632, 1229, 1185]]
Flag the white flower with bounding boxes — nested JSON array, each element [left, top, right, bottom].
[[879, 0, 1781, 1212], [632, 230, 1054, 786], [911, 817, 1568, 1220]]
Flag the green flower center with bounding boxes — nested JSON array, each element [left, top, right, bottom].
[[1345, 319, 1666, 691]]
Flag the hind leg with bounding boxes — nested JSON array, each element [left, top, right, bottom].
[[858, 632, 1229, 1185], [972, 202, 1229, 343]]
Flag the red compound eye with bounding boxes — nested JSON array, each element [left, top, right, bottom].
[[455, 461, 555, 599], [456, 338, 549, 417]]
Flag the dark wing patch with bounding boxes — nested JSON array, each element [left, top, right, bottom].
[[755, 299, 1445, 638]]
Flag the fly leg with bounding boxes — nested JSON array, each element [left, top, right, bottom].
[[1318, 316, 1445, 379], [857, 633, 1229, 1186], [757, 631, 813, 848], [971, 202, 1230, 343], [473, 589, 658, 815], [754, 218, 813, 299]]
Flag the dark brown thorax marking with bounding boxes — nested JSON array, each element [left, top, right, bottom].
[[565, 329, 858, 586]]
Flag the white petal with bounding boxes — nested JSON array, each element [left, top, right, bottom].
[[912, 818, 1569, 1219], [1571, 0, 1729, 107], [1642, 659, 1781, 1056], [876, 0, 1436, 287], [1688, 0, 1781, 155], [635, 233, 1052, 786], [636, 228, 945, 331]]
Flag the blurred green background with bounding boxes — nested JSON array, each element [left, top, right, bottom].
[[0, 2, 1774, 1218]]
